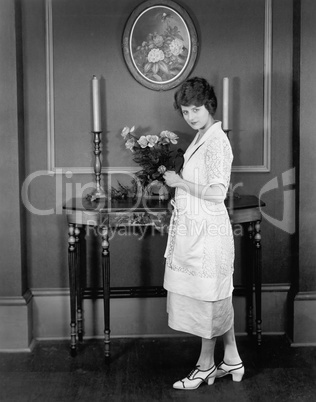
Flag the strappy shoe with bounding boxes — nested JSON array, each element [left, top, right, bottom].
[[173, 364, 217, 390], [216, 361, 244, 382]]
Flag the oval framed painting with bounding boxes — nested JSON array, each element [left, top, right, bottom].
[[122, 0, 199, 91]]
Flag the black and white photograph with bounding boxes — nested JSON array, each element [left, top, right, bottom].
[[0, 0, 315, 401]]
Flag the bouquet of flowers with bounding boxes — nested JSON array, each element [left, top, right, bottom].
[[121, 126, 180, 189]]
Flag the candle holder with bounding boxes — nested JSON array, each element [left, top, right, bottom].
[[88, 131, 106, 201]]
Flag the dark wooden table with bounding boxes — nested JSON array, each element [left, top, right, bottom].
[[63, 195, 265, 358]]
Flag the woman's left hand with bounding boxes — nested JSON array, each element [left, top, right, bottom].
[[163, 170, 183, 188]]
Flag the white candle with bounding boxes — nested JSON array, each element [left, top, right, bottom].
[[222, 77, 229, 131], [92, 75, 101, 132]]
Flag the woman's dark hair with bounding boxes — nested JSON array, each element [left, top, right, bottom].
[[174, 77, 217, 116]]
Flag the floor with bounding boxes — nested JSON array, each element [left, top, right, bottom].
[[0, 335, 315, 402]]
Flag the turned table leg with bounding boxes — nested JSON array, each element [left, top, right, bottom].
[[68, 223, 77, 356], [254, 220, 262, 345], [246, 222, 254, 336], [74, 225, 83, 342], [100, 225, 111, 359]]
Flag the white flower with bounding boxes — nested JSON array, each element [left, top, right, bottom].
[[137, 136, 149, 148], [125, 138, 135, 151], [121, 125, 135, 139], [158, 165, 167, 174], [146, 135, 159, 147], [148, 48, 165, 63], [169, 38, 184, 56], [160, 130, 178, 144], [121, 126, 130, 138]]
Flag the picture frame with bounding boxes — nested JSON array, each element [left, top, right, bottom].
[[122, 0, 198, 91]]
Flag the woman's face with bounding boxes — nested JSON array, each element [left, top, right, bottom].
[[180, 104, 211, 131]]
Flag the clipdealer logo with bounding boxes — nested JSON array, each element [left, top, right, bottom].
[[20, 168, 296, 236], [259, 168, 295, 234]]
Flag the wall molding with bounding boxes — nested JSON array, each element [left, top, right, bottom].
[[31, 283, 291, 299], [0, 289, 32, 306], [31, 283, 289, 341], [0, 291, 34, 351], [232, 0, 272, 173], [45, 0, 272, 175], [294, 291, 316, 301], [293, 291, 316, 346]]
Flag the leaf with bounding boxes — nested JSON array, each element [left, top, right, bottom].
[[175, 33, 184, 41], [152, 63, 159, 74], [158, 60, 169, 74], [153, 74, 162, 81], [144, 62, 152, 73], [171, 63, 184, 70]]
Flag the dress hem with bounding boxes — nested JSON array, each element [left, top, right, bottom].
[[168, 318, 231, 339]]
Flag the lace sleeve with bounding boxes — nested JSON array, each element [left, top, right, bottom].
[[204, 136, 233, 190]]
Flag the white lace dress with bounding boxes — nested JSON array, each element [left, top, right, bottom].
[[163, 121, 235, 339]]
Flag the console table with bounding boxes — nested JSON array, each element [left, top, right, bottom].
[[63, 195, 265, 358]]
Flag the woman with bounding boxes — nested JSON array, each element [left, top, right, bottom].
[[163, 77, 244, 390]]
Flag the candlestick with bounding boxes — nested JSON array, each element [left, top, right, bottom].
[[91, 131, 106, 200], [222, 77, 229, 131], [87, 76, 106, 201], [86, 131, 106, 201], [92, 75, 101, 132]]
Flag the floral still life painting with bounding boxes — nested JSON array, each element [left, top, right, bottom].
[[122, 1, 198, 90], [133, 20, 188, 83]]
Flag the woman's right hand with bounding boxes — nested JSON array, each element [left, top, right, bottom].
[[163, 170, 183, 188]]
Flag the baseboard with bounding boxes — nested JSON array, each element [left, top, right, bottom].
[[0, 290, 33, 351], [0, 339, 37, 353], [31, 285, 290, 341], [292, 291, 316, 346]]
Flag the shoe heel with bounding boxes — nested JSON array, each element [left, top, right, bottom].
[[207, 376, 216, 385], [232, 372, 244, 382]]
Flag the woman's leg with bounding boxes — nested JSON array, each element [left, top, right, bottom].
[[173, 337, 217, 389], [222, 325, 242, 364], [196, 337, 217, 369], [217, 325, 245, 382]]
